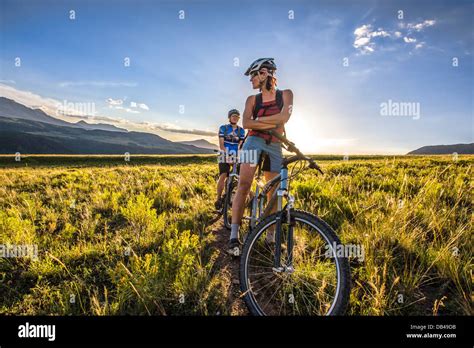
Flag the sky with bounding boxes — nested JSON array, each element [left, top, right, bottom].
[[0, 0, 472, 154]]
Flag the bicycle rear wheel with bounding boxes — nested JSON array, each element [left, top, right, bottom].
[[223, 178, 237, 229], [240, 209, 350, 316]]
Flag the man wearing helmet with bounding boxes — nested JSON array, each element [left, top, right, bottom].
[[215, 109, 246, 210], [228, 58, 293, 256]]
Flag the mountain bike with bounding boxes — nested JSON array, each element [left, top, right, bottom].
[[239, 130, 351, 315], [216, 150, 250, 231], [221, 156, 239, 230]]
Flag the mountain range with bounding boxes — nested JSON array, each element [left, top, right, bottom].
[[1, 97, 471, 155], [177, 139, 219, 150], [407, 143, 474, 155], [0, 97, 213, 154]]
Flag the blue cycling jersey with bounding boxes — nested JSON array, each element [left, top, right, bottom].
[[218, 124, 245, 155]]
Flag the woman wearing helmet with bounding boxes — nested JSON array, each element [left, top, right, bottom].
[[228, 58, 293, 255]]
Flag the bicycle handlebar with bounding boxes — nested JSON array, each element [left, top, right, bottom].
[[214, 132, 324, 175], [264, 130, 324, 175]]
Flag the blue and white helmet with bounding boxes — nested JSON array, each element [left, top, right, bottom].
[[244, 58, 277, 76], [228, 109, 240, 118]]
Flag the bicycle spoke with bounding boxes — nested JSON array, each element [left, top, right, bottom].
[[293, 270, 337, 291], [250, 276, 281, 295], [294, 280, 321, 314], [250, 245, 275, 264], [291, 274, 336, 314], [248, 255, 273, 267], [261, 277, 285, 314], [248, 270, 276, 277], [248, 264, 274, 270], [243, 214, 346, 316]]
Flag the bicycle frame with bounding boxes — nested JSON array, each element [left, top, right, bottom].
[[245, 161, 295, 272], [223, 162, 238, 204], [228, 161, 239, 179], [224, 160, 239, 209], [242, 130, 323, 271], [221, 153, 240, 192]]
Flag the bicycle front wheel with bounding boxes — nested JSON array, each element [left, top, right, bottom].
[[240, 209, 350, 316]]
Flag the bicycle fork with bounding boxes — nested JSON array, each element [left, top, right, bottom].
[[272, 167, 295, 273]]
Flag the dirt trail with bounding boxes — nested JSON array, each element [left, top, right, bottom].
[[207, 217, 248, 315]]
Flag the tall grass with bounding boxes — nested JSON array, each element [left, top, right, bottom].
[[0, 155, 472, 315], [0, 164, 228, 315], [293, 157, 472, 315]]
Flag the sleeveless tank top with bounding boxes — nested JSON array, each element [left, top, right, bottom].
[[248, 89, 284, 143]]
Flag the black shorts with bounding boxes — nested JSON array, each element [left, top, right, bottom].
[[218, 163, 230, 175], [218, 155, 270, 175], [218, 163, 240, 176]]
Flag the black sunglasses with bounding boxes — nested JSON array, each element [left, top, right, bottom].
[[250, 71, 259, 78]]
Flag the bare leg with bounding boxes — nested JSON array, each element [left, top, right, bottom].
[[231, 163, 258, 225], [216, 173, 227, 200]]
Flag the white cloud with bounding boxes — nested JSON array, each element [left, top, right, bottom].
[[371, 29, 390, 38], [124, 108, 140, 114], [106, 98, 123, 106], [0, 84, 213, 138], [0, 83, 61, 115], [353, 24, 391, 54], [128, 101, 149, 111], [353, 19, 436, 54], [407, 19, 436, 32], [141, 122, 215, 136], [106, 98, 149, 114], [354, 36, 371, 48], [353, 25, 375, 53], [354, 24, 372, 38]]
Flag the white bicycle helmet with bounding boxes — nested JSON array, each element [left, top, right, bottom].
[[244, 58, 277, 76]]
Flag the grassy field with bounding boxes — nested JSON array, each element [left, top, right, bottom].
[[0, 154, 472, 315]]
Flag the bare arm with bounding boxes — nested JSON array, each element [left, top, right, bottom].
[[254, 89, 294, 125], [242, 95, 279, 130], [219, 137, 225, 151]]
